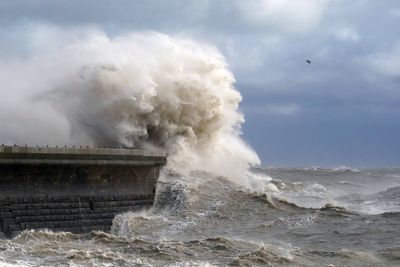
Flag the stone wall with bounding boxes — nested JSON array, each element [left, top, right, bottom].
[[0, 146, 166, 237], [0, 194, 152, 237]]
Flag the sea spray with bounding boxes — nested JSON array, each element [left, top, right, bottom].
[[0, 28, 260, 184]]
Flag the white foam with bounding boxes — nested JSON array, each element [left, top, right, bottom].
[[0, 27, 260, 184], [331, 166, 360, 173], [245, 172, 279, 193], [0, 262, 26, 267]]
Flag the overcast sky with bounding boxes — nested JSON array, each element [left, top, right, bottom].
[[1, 0, 399, 167]]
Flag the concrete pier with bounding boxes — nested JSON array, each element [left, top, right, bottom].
[[0, 145, 166, 237]]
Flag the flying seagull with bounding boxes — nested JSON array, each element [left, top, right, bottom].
[[306, 60, 311, 64]]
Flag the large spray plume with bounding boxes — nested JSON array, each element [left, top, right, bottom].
[[0, 28, 260, 181]]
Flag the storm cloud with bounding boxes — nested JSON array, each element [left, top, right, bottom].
[[0, 0, 399, 166]]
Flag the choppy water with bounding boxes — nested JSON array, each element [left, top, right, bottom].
[[1, 167, 400, 266]]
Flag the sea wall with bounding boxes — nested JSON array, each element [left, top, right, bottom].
[[0, 145, 166, 237]]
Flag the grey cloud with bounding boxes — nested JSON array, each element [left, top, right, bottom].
[[333, 27, 360, 42], [235, 0, 330, 33], [368, 42, 400, 77], [0, 0, 399, 166], [0, 0, 330, 35]]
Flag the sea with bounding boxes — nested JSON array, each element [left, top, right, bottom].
[[0, 167, 400, 267]]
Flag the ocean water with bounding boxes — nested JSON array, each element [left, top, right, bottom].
[[1, 167, 400, 266]]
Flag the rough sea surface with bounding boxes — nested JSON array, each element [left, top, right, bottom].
[[1, 167, 400, 266]]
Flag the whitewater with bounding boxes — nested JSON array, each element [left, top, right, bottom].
[[1, 168, 400, 266], [0, 29, 258, 184], [0, 29, 399, 266]]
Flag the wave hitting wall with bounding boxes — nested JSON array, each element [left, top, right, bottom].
[[0, 28, 260, 182]]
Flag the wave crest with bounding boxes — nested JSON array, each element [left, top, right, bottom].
[[35, 31, 260, 180]]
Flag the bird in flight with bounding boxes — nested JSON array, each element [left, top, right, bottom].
[[306, 60, 311, 64]]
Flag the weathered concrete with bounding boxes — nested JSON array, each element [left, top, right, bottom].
[[0, 145, 166, 237]]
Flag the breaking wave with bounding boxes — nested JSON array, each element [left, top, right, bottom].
[[0, 28, 259, 183], [1, 168, 400, 266]]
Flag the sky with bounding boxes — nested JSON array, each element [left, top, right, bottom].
[[0, 0, 399, 167]]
